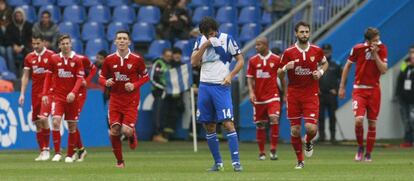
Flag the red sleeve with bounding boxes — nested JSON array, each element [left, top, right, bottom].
[[82, 56, 97, 83], [71, 59, 84, 94], [133, 58, 150, 89], [348, 46, 358, 63], [23, 54, 31, 70], [42, 72, 52, 95], [317, 48, 325, 63], [280, 51, 289, 66], [379, 45, 388, 63], [246, 58, 255, 78], [98, 57, 110, 86]]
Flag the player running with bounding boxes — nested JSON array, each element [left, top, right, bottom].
[[191, 17, 244, 172], [247, 37, 284, 161], [99, 30, 149, 168], [339, 27, 388, 162], [42, 34, 85, 163], [19, 33, 54, 161], [278, 21, 329, 169]]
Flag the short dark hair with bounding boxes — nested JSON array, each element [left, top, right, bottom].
[[294, 21, 311, 32], [199, 17, 219, 35], [41, 10, 51, 17], [32, 33, 45, 40], [115, 30, 130, 39], [364, 27, 380, 41], [321, 44, 332, 50], [162, 48, 172, 55], [58, 34, 71, 43], [172, 47, 182, 55], [97, 50, 108, 57]]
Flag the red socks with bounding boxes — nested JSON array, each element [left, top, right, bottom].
[[52, 130, 61, 154], [291, 135, 303, 161], [256, 127, 266, 154], [36, 132, 44, 151], [76, 128, 83, 149], [42, 129, 50, 149], [67, 131, 77, 157], [355, 124, 364, 147], [366, 126, 376, 154], [306, 131, 316, 143], [110, 135, 123, 162], [270, 124, 279, 151]]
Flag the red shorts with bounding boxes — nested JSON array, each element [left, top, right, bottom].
[[253, 101, 281, 123], [77, 91, 87, 114], [51, 99, 79, 121], [109, 104, 138, 128], [32, 95, 51, 121], [287, 92, 319, 125], [352, 87, 381, 120]]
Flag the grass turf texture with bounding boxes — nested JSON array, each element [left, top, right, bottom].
[[0, 141, 413, 181]]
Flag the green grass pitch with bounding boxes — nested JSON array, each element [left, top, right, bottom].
[[1, 141, 413, 181]]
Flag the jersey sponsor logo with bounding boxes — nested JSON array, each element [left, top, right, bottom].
[[58, 69, 74, 78], [57, 62, 62, 66], [365, 51, 372, 60], [32, 66, 46, 74], [127, 64, 132, 69], [257, 64, 262, 68], [256, 69, 271, 78], [114, 71, 130, 81], [294, 66, 312, 75], [113, 65, 118, 68]]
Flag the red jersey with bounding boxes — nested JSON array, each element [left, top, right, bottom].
[[246, 51, 281, 103], [78, 55, 97, 94], [23, 48, 54, 95], [280, 43, 326, 94], [45, 51, 84, 101], [348, 42, 388, 87], [99, 50, 149, 107]]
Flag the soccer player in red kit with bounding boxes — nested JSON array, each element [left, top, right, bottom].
[[278, 22, 329, 169], [19, 34, 54, 161], [42, 34, 84, 163], [339, 27, 388, 162], [247, 37, 284, 161], [99, 30, 149, 168], [71, 55, 97, 162]]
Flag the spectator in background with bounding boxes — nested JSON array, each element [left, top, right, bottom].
[[271, 47, 282, 56], [32, 10, 59, 50], [5, 8, 32, 75], [262, 0, 292, 22], [0, 78, 14, 92], [160, 0, 191, 42], [318, 44, 342, 143], [150, 48, 173, 143], [162, 47, 185, 140], [396, 45, 414, 148], [0, 0, 13, 71]]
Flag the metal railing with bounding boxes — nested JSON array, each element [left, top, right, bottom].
[[238, 0, 362, 96]]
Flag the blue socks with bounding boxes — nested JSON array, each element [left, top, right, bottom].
[[227, 131, 240, 164], [206, 133, 222, 164]]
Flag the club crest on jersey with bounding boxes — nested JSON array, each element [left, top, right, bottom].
[[127, 64, 132, 69], [310, 56, 315, 62], [257, 64, 262, 68], [43, 58, 48, 63], [270, 63, 274, 68], [113, 65, 118, 68], [70, 62, 75, 67], [32, 60, 36, 64], [57, 62, 62, 66]]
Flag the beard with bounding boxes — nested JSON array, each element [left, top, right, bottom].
[[297, 37, 309, 44]]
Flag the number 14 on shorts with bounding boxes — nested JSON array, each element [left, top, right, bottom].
[[222, 109, 232, 119]]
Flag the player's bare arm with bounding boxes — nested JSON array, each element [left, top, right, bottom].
[[313, 58, 329, 80], [191, 40, 211, 66], [19, 69, 30, 106], [247, 77, 256, 103], [371, 44, 388, 74], [223, 54, 244, 85], [338, 60, 353, 99]]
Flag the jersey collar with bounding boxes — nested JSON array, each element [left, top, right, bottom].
[[34, 47, 46, 57], [295, 42, 310, 53], [59, 51, 76, 59], [116, 49, 131, 59]]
